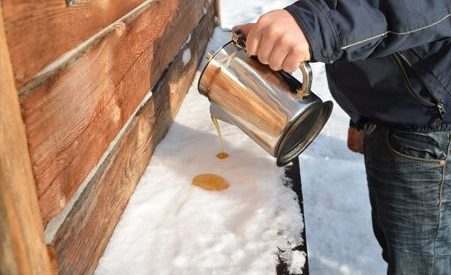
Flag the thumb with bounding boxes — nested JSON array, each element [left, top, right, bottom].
[[232, 23, 255, 37]]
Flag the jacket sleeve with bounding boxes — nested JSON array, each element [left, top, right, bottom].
[[284, 0, 451, 63]]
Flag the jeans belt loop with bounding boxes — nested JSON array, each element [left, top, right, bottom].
[[364, 123, 377, 136]]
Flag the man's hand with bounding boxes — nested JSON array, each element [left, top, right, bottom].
[[347, 126, 364, 154], [233, 9, 311, 73]]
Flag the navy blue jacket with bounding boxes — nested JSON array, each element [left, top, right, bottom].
[[285, 0, 451, 131]]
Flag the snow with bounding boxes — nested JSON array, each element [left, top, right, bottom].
[[95, 28, 306, 275], [220, 1, 387, 273], [95, 1, 388, 274], [295, 64, 386, 275], [182, 48, 191, 66], [288, 250, 307, 274], [219, 0, 297, 30]]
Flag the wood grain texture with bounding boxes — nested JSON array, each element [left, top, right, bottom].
[[0, 6, 54, 275], [20, 0, 211, 226], [2, 0, 146, 87], [50, 7, 215, 275]]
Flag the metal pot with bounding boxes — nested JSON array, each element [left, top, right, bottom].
[[198, 31, 333, 166]]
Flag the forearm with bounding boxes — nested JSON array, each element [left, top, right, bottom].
[[285, 0, 451, 63]]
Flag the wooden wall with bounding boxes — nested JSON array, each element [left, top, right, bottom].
[[1, 0, 216, 274], [0, 6, 53, 274]]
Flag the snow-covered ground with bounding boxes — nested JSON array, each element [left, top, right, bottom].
[[95, 69, 306, 275], [95, 1, 387, 274], [300, 64, 386, 275], [95, 29, 306, 275], [220, 1, 387, 274]]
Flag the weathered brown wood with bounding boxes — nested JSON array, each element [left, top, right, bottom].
[[50, 7, 215, 275], [215, 0, 222, 27], [0, 6, 54, 275], [2, 0, 146, 87], [19, 0, 211, 225]]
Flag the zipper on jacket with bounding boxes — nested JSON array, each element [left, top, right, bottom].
[[393, 52, 445, 124], [393, 53, 435, 107]]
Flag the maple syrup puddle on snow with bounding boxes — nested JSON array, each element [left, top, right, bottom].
[[191, 117, 230, 191], [192, 174, 230, 191], [216, 151, 229, 159]]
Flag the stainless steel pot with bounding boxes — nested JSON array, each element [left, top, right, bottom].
[[198, 31, 333, 166]]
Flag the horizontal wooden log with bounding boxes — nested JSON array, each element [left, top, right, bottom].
[[50, 7, 215, 275], [0, 7, 53, 275], [20, 0, 210, 225], [2, 0, 146, 87]]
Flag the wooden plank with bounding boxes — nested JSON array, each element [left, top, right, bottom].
[[50, 7, 215, 275], [0, 6, 54, 275], [2, 0, 145, 87], [19, 0, 211, 226]]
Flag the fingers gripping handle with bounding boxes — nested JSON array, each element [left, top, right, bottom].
[[232, 29, 312, 99]]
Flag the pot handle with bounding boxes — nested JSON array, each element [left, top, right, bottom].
[[297, 62, 312, 99], [232, 29, 312, 99]]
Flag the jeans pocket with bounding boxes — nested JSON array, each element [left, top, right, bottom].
[[385, 128, 448, 163]]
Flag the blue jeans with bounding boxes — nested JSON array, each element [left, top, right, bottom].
[[363, 125, 451, 275]]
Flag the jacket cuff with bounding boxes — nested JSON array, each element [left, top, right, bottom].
[[284, 1, 340, 63]]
